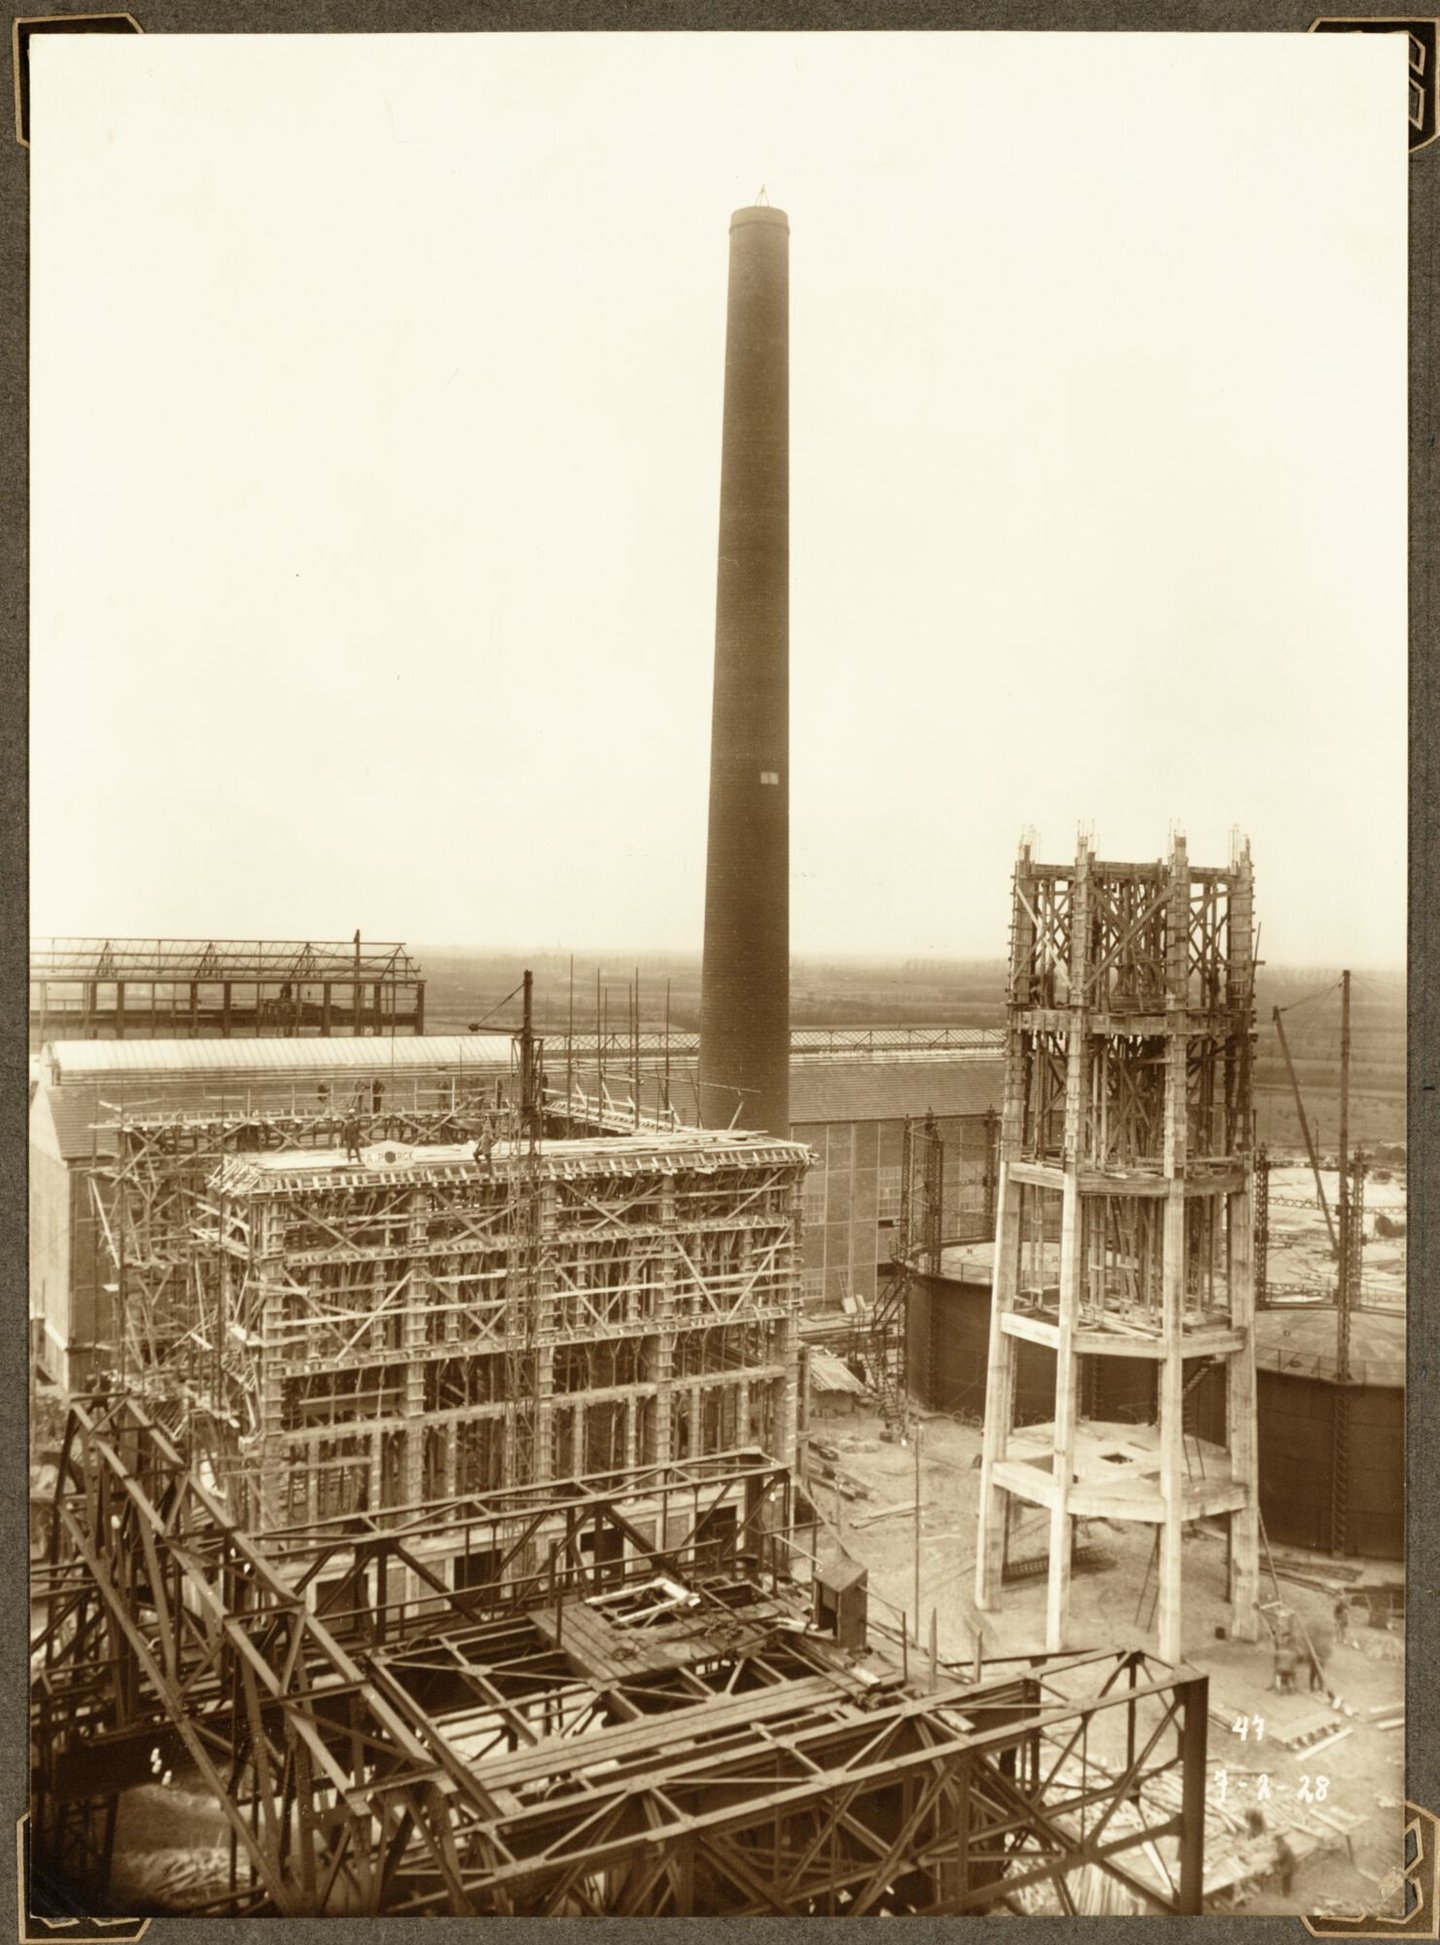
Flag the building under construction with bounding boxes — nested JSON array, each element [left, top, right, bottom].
[[28, 1027, 1004, 1392], [36, 1042, 807, 1560], [29, 936, 427, 1045], [975, 835, 1261, 1667], [27, 1047, 1214, 1920]]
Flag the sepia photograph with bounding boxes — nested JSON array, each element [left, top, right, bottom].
[[21, 25, 1415, 1924]]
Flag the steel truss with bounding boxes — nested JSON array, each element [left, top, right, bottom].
[[30, 937, 425, 1042], [32, 1397, 1206, 1919]]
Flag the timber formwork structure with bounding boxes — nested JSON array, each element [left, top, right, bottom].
[[32, 1394, 1209, 1919], [861, 1112, 1000, 1424], [975, 835, 1261, 1665], [30, 938, 425, 1043], [87, 1093, 806, 1547]]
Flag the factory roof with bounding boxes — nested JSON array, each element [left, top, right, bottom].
[[213, 1126, 812, 1195], [42, 1034, 516, 1084]]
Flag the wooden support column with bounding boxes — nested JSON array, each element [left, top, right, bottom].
[[1157, 1187, 1187, 1666], [221, 981, 232, 1037], [772, 1171, 802, 1468], [114, 980, 125, 1039], [1227, 1179, 1260, 1639], [414, 979, 426, 1036], [1045, 840, 1090, 1651], [1046, 1171, 1081, 1651], [401, 1188, 427, 1511], [536, 1342, 555, 1481], [975, 1161, 1019, 1612], [978, 843, 1040, 1612], [1157, 837, 1190, 1666], [321, 982, 332, 1035], [253, 1203, 286, 1532], [650, 1178, 677, 1464], [1225, 839, 1260, 1639]]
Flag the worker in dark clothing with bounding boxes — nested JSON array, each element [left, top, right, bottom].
[[1246, 1809, 1296, 1898], [1273, 1833, 1297, 1897], [1272, 1638, 1298, 1694], [342, 1114, 364, 1165], [1307, 1619, 1335, 1694], [473, 1122, 495, 1169]]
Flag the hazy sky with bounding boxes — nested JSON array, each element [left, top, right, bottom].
[[30, 32, 1407, 965]]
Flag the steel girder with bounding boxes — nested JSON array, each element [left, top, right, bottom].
[[33, 1397, 1206, 1918]]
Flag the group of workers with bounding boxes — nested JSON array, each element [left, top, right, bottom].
[[318, 1080, 504, 1168], [1270, 1596, 1358, 1698]]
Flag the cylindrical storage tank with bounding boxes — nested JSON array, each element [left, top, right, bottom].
[[909, 1261, 1188, 1430], [915, 1276, 1402, 1561], [1255, 1307, 1404, 1561]]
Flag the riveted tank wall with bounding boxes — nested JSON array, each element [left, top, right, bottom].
[[909, 1272, 1227, 1439], [1257, 1369, 1404, 1560], [913, 1269, 1402, 1561]]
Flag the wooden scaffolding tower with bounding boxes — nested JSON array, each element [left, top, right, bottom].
[[87, 1084, 806, 1551], [975, 834, 1261, 1665]]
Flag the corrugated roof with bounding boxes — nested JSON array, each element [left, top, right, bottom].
[[808, 1349, 868, 1395], [34, 1086, 120, 1163], [45, 1034, 516, 1083]]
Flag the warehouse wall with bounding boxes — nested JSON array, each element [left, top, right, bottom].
[[794, 1110, 998, 1316], [27, 1095, 71, 1384]]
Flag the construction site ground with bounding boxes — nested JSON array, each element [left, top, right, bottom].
[[1265, 1160, 1407, 1314], [806, 1404, 1406, 1919]]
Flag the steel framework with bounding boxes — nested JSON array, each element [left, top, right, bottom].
[[975, 835, 1261, 1664], [32, 1395, 1208, 1919], [30, 937, 425, 1042]]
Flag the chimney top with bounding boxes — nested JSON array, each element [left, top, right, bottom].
[[730, 205, 789, 233]]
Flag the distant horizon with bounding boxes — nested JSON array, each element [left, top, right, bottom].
[[25, 932, 1408, 980]]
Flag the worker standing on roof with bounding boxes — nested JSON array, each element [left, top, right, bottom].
[[343, 1112, 363, 1165]]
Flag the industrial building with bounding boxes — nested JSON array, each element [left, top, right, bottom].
[[29, 1023, 1004, 1390], [29, 936, 427, 1044], [29, 1032, 516, 1391]]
